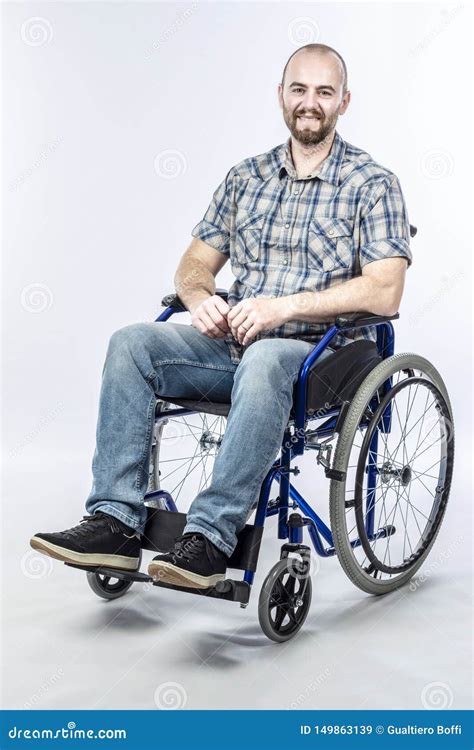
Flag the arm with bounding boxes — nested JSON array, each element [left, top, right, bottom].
[[282, 256, 408, 323], [176, 167, 236, 338], [174, 238, 231, 338]]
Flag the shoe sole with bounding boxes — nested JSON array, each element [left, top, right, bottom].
[[148, 560, 225, 589], [30, 537, 140, 571]]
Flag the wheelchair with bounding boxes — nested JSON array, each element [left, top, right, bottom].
[[71, 238, 455, 642]]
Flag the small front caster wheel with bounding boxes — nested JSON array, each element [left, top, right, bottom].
[[86, 553, 141, 600], [86, 571, 135, 600], [258, 557, 312, 643]]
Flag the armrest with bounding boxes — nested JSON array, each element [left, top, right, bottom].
[[160, 288, 229, 312], [335, 312, 399, 330]]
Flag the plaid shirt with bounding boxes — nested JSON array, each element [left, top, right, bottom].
[[191, 129, 413, 365]]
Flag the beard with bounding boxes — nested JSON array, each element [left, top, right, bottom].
[[282, 104, 339, 147]]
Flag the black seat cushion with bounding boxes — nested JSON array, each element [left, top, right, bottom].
[[159, 340, 382, 419]]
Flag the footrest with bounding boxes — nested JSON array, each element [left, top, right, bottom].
[[143, 508, 263, 572], [152, 578, 250, 604], [64, 562, 152, 583]]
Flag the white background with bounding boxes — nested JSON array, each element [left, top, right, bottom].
[[1, 1, 472, 711]]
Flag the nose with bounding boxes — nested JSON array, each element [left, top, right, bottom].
[[298, 89, 321, 114]]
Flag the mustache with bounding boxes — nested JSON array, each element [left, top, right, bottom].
[[295, 111, 323, 119]]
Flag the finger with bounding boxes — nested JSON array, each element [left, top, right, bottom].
[[242, 323, 258, 347], [227, 302, 243, 323], [213, 296, 231, 318], [237, 321, 253, 345], [206, 301, 230, 334], [229, 310, 248, 338], [198, 309, 225, 338]]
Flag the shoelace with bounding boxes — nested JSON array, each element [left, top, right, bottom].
[[172, 534, 206, 562], [62, 512, 123, 540]]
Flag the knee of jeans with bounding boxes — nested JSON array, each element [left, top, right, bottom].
[[106, 322, 155, 362], [240, 338, 303, 376]]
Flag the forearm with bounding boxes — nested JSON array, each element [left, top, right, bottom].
[[281, 275, 399, 324], [174, 254, 216, 314]]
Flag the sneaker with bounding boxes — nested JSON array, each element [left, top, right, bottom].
[[30, 511, 141, 571], [148, 532, 227, 589]]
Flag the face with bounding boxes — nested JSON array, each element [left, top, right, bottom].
[[278, 51, 350, 146]]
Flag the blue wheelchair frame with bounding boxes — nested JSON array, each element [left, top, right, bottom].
[[148, 300, 396, 592]]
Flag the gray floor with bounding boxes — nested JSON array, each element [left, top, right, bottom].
[[2, 453, 472, 711]]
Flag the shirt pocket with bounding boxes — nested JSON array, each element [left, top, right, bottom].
[[234, 211, 266, 263], [307, 216, 354, 273]]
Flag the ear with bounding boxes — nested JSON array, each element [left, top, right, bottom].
[[277, 83, 283, 109], [339, 90, 351, 114]]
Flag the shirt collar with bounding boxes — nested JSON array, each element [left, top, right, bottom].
[[277, 129, 346, 186]]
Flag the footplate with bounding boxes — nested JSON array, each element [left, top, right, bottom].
[[152, 577, 251, 604], [64, 562, 152, 583]]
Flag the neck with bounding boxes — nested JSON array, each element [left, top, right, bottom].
[[290, 130, 335, 177]]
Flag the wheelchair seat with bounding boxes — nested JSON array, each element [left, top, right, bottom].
[[159, 339, 382, 419]]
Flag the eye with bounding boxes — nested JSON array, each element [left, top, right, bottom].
[[292, 87, 304, 94]]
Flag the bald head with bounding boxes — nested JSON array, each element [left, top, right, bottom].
[[281, 43, 348, 94]]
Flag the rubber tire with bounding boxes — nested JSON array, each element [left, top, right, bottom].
[[329, 353, 454, 595], [86, 571, 135, 600], [258, 558, 312, 643]]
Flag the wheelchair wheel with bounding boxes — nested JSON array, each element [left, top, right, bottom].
[[86, 551, 142, 600], [258, 558, 312, 642], [86, 571, 134, 600], [147, 400, 227, 503], [329, 353, 454, 595]]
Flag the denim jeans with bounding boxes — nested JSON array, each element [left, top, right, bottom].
[[85, 321, 336, 556]]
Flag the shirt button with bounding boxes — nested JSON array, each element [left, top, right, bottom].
[[285, 223, 290, 228], [283, 259, 288, 265], [293, 188, 299, 194], [328, 229, 335, 236]]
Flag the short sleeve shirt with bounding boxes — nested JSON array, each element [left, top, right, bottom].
[[190, 129, 413, 365]]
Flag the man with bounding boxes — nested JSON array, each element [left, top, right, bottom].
[[30, 43, 412, 590]]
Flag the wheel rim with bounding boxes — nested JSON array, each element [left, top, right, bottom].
[[94, 574, 131, 593], [342, 368, 454, 582], [267, 563, 311, 637]]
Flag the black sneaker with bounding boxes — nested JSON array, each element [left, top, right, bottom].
[[30, 511, 141, 571], [148, 532, 227, 589]]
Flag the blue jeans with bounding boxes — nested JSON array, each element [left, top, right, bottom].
[[85, 321, 335, 557]]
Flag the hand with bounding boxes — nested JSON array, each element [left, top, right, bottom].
[[190, 295, 231, 339], [227, 297, 289, 346]]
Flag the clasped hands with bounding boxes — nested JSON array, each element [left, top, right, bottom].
[[190, 294, 290, 347]]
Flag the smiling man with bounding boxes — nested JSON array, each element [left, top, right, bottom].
[[30, 44, 413, 591]]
